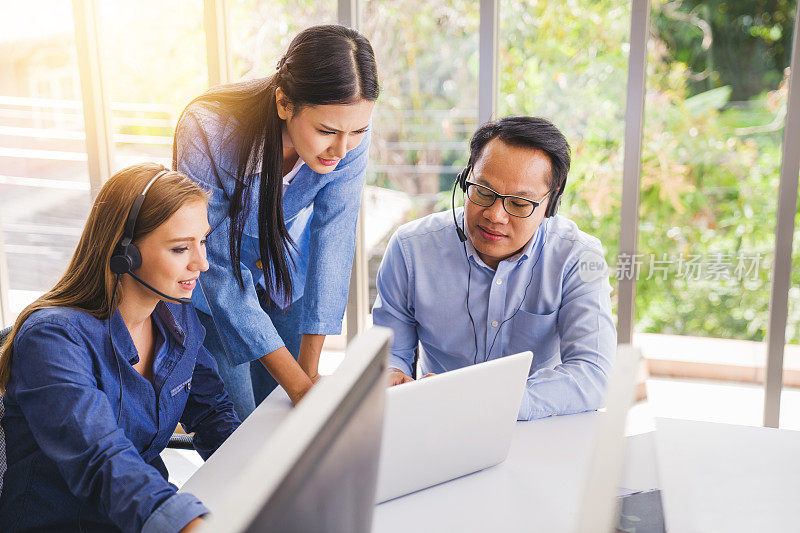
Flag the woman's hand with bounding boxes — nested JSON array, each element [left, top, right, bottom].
[[298, 334, 325, 380], [180, 517, 204, 532], [259, 348, 314, 405]]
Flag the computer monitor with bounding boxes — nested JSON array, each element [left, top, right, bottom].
[[575, 344, 643, 533], [185, 326, 391, 533]]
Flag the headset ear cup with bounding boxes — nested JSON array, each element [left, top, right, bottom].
[[127, 244, 142, 272], [545, 194, 558, 218], [550, 195, 562, 217], [110, 244, 129, 275], [109, 243, 142, 274], [457, 166, 470, 192]]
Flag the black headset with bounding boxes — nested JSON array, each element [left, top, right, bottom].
[[110, 170, 192, 305], [110, 170, 164, 277]]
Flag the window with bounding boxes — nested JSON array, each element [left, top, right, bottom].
[[499, 0, 632, 316], [360, 0, 480, 308], [228, 0, 338, 80], [97, 0, 208, 169], [0, 2, 91, 319]]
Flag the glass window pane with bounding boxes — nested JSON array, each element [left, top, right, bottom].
[[361, 0, 480, 308], [0, 2, 91, 321], [499, 0, 632, 317], [638, 0, 795, 425], [97, 0, 208, 169], [228, 0, 338, 81]]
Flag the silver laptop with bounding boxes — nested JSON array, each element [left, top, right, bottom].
[[375, 351, 533, 503]]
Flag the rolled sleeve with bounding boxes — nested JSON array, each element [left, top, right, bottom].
[[141, 492, 208, 533], [372, 232, 418, 376], [300, 130, 371, 335], [176, 109, 286, 364], [518, 246, 616, 420]]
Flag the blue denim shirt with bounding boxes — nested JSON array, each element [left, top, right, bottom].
[[372, 210, 617, 420], [175, 105, 369, 365], [0, 302, 240, 533]]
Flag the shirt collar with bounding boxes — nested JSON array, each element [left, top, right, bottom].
[[110, 302, 186, 364], [153, 302, 187, 347], [461, 210, 549, 269]]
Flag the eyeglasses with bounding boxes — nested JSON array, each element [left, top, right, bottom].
[[464, 180, 550, 218]]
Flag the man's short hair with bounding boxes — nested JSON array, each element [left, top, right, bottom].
[[468, 116, 571, 192]]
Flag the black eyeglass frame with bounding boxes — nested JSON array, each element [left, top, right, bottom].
[[464, 179, 552, 218]]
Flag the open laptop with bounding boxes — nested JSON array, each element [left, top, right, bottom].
[[375, 350, 533, 503]]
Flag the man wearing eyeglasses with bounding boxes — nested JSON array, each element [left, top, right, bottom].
[[372, 116, 616, 420]]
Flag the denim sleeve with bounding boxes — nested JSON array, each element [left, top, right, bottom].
[[517, 247, 617, 420], [11, 319, 206, 533], [371, 232, 418, 376], [299, 130, 371, 335], [141, 493, 208, 533], [180, 344, 241, 460], [176, 110, 286, 364]]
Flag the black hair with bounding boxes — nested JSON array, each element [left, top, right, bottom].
[[173, 25, 379, 306], [468, 116, 571, 192]]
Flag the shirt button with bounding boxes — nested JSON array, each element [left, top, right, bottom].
[[496, 279, 503, 285], [256, 259, 263, 269], [491, 320, 499, 327], [185, 382, 191, 392]]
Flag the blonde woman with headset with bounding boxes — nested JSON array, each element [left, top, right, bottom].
[[0, 163, 240, 532]]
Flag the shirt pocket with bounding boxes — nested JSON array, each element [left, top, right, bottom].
[[509, 308, 560, 363], [170, 377, 192, 398]]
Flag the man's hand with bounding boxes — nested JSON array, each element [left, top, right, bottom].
[[386, 369, 415, 387]]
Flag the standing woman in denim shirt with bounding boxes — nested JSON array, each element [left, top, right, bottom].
[[173, 25, 378, 419], [0, 163, 240, 532]]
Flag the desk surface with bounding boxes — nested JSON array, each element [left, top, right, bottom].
[[167, 384, 800, 532], [250, 387, 659, 533]]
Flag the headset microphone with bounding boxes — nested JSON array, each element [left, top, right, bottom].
[[127, 271, 193, 305], [451, 179, 468, 242]]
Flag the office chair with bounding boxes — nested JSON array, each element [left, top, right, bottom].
[[0, 325, 10, 496]]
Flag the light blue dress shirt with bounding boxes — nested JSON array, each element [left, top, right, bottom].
[[372, 208, 616, 420], [175, 105, 369, 366]]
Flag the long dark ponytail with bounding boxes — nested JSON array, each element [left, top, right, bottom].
[[173, 25, 379, 306]]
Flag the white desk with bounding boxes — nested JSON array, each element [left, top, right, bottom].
[[654, 417, 800, 532], [238, 387, 659, 533], [166, 385, 800, 532]]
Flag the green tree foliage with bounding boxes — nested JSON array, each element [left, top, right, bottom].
[[498, 0, 798, 343]]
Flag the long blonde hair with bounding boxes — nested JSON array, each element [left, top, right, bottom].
[[0, 163, 209, 393]]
